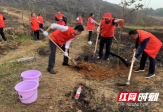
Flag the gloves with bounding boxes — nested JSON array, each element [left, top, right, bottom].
[[43, 31, 48, 36], [64, 52, 68, 57]]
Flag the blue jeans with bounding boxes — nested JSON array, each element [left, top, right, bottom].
[[39, 24, 43, 32]]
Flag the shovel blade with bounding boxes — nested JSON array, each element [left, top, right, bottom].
[[71, 59, 78, 66]]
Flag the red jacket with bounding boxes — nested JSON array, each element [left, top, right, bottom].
[[37, 16, 43, 24], [0, 14, 5, 28], [30, 17, 40, 31], [55, 14, 65, 25], [50, 26, 76, 46], [78, 17, 82, 23], [137, 30, 162, 59], [101, 18, 115, 37], [86, 17, 95, 30]]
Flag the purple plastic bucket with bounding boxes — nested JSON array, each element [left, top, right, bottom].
[[21, 70, 41, 82], [15, 80, 39, 104]]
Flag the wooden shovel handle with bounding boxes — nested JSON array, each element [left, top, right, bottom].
[[127, 52, 136, 81], [94, 34, 99, 54], [40, 29, 72, 60]]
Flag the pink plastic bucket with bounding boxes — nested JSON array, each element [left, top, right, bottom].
[[15, 80, 39, 104], [21, 70, 41, 82]]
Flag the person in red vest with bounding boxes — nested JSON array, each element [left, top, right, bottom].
[[129, 30, 162, 78], [0, 13, 7, 43], [29, 12, 40, 42], [76, 14, 83, 25], [55, 10, 65, 26], [96, 12, 124, 61], [43, 24, 84, 74], [37, 14, 43, 32], [86, 13, 99, 45]]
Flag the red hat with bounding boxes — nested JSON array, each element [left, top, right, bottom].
[[103, 13, 111, 18]]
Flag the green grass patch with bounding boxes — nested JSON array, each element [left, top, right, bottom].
[[125, 25, 163, 30], [10, 35, 32, 41]]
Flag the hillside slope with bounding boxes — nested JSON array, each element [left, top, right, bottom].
[[0, 0, 162, 26]]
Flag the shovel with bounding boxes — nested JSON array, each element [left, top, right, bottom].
[[40, 29, 78, 66], [92, 33, 100, 59], [113, 36, 118, 43], [116, 51, 136, 86]]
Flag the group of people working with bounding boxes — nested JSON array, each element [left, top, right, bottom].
[[0, 10, 162, 79], [42, 11, 162, 79]]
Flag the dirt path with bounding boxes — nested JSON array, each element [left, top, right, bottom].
[[1, 6, 30, 24]]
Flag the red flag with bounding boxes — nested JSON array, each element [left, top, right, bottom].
[[119, 21, 124, 30]]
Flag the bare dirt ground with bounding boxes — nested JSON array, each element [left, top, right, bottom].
[[0, 7, 163, 112]]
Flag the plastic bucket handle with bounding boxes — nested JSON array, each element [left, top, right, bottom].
[[17, 90, 37, 101]]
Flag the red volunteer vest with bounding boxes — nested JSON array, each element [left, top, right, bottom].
[[55, 14, 65, 25], [78, 17, 82, 23], [30, 17, 40, 31], [86, 17, 95, 30], [50, 26, 76, 46], [0, 14, 5, 28], [137, 30, 162, 59], [101, 18, 115, 37], [37, 16, 43, 24]]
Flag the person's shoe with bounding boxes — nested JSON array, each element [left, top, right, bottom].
[[105, 58, 110, 61], [88, 41, 92, 45], [145, 73, 155, 78], [134, 68, 145, 72], [35, 40, 38, 42], [38, 40, 42, 42], [62, 63, 72, 66], [96, 56, 102, 60], [47, 68, 56, 74]]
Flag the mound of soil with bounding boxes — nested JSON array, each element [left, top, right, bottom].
[[0, 40, 22, 55], [65, 83, 114, 112], [72, 61, 130, 81]]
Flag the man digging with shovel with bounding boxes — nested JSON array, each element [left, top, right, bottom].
[[43, 24, 84, 74], [129, 30, 162, 78]]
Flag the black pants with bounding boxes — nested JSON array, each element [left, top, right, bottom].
[[39, 24, 43, 32], [99, 36, 113, 58], [33, 30, 40, 40], [48, 40, 69, 70], [0, 28, 7, 42], [139, 52, 155, 74], [88, 31, 92, 41]]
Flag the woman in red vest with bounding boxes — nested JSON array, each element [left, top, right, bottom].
[[96, 13, 124, 61], [76, 14, 83, 25], [43, 24, 84, 74], [29, 12, 40, 42], [37, 14, 43, 32], [129, 30, 162, 78], [55, 10, 65, 26], [86, 13, 99, 44], [0, 13, 7, 43]]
